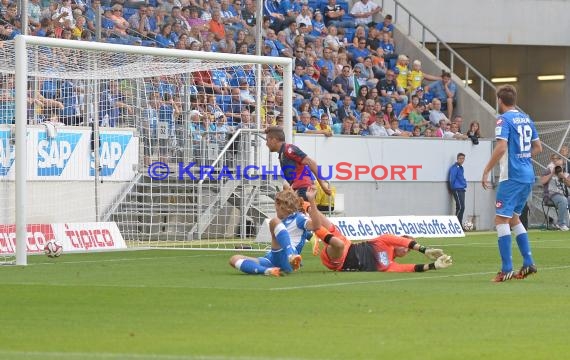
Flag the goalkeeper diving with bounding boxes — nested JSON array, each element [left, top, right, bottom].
[[309, 193, 453, 273]]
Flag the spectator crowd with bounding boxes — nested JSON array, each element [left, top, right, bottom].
[[0, 0, 481, 146]]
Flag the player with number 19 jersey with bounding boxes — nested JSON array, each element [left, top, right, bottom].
[[495, 109, 539, 184]]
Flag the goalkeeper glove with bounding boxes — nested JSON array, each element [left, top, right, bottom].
[[434, 255, 453, 270], [424, 248, 445, 260]]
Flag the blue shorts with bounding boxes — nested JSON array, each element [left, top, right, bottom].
[[259, 249, 293, 273], [495, 180, 532, 218]]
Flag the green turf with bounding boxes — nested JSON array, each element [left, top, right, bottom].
[[1, 231, 569, 360]]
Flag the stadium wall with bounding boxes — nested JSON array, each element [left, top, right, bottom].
[[394, 0, 570, 47], [384, 0, 570, 122], [288, 135, 497, 231]]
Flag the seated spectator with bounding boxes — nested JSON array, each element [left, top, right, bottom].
[[429, 71, 457, 119], [71, 15, 87, 39], [466, 120, 481, 144], [296, 111, 315, 133], [320, 93, 338, 121], [351, 26, 367, 47], [399, 94, 419, 120], [378, 69, 407, 106], [323, 0, 353, 28], [318, 66, 336, 93], [310, 9, 326, 38], [389, 119, 412, 137], [411, 125, 422, 137], [128, 5, 157, 40], [317, 113, 333, 136], [52, 0, 75, 27], [332, 65, 354, 97], [323, 25, 344, 52], [354, 56, 378, 88], [337, 95, 357, 124], [378, 31, 397, 65], [208, 9, 225, 42], [368, 114, 390, 137], [423, 127, 434, 137], [240, 0, 257, 34], [376, 14, 394, 35], [394, 54, 410, 94], [350, 0, 381, 27], [264, 0, 286, 32], [354, 120, 369, 136], [341, 115, 355, 135], [0, 24, 18, 41], [541, 154, 570, 231], [408, 103, 429, 132], [349, 37, 372, 66], [283, 20, 299, 48], [435, 119, 449, 138], [442, 122, 469, 140], [407, 60, 439, 94], [28, 0, 43, 32], [428, 98, 448, 127]]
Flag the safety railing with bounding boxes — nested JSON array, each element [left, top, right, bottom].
[[381, 0, 498, 113]]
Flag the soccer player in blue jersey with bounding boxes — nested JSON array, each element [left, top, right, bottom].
[[481, 85, 542, 282], [229, 187, 321, 277]]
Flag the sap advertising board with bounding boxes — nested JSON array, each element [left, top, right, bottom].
[[0, 126, 138, 181]]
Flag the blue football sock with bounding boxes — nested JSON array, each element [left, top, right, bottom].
[[497, 223, 512, 273], [237, 259, 268, 275], [513, 223, 534, 267]]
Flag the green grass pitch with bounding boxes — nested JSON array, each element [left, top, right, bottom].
[[1, 231, 568, 360]]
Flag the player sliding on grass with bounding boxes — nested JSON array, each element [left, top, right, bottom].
[[229, 187, 321, 277], [311, 208, 453, 273]]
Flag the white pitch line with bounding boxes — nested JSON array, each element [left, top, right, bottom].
[[431, 238, 569, 247], [28, 253, 226, 266], [269, 265, 570, 291], [0, 350, 311, 360]]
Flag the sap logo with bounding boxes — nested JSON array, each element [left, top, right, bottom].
[[90, 134, 131, 176], [0, 130, 15, 176], [37, 132, 82, 176]]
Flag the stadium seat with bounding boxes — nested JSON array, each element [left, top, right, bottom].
[[344, 28, 356, 42], [307, 0, 320, 12], [399, 118, 414, 132], [541, 196, 557, 229], [337, 1, 350, 13], [393, 102, 406, 117], [123, 7, 137, 19]]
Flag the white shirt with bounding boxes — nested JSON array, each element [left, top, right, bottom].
[[351, 1, 380, 25], [369, 123, 389, 137]]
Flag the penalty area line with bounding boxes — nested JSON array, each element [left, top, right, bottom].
[[270, 265, 570, 291]]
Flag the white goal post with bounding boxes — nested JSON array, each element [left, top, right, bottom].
[[9, 35, 294, 265]]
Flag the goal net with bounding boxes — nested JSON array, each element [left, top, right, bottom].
[[3, 36, 293, 265]]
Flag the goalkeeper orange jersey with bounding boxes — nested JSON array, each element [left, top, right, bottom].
[[317, 224, 352, 271], [367, 235, 415, 273]]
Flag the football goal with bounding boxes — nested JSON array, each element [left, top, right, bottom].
[[2, 35, 293, 265]]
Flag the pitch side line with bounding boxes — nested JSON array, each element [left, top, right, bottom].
[[0, 351, 311, 360], [269, 265, 570, 291]]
